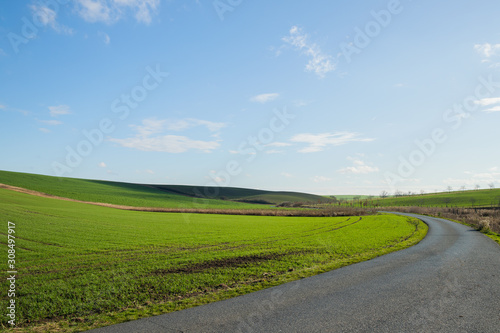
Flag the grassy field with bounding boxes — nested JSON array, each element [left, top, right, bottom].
[[0, 188, 426, 332], [366, 189, 500, 208], [0, 170, 330, 209]]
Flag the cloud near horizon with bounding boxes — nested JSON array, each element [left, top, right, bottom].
[[290, 132, 374, 153], [338, 158, 379, 174], [109, 117, 225, 153]]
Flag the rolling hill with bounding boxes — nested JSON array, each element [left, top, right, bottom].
[[370, 189, 500, 208], [0, 170, 331, 208]]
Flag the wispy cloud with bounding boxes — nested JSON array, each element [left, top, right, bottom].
[[474, 97, 500, 106], [475, 97, 500, 112], [76, 0, 160, 24], [474, 43, 500, 58], [98, 162, 107, 168], [110, 117, 224, 153], [39, 119, 63, 125], [29, 4, 73, 35], [265, 142, 291, 147], [443, 168, 500, 187], [250, 93, 279, 104], [483, 106, 500, 113], [282, 26, 335, 78], [338, 158, 379, 174], [265, 150, 284, 154], [99, 31, 111, 44], [0, 104, 30, 116], [312, 176, 332, 183], [290, 132, 374, 153], [49, 105, 71, 117], [164, 118, 227, 133], [39, 128, 51, 133], [0, 48, 6, 57], [110, 134, 220, 153]]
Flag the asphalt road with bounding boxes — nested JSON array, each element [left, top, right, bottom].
[[90, 213, 500, 332]]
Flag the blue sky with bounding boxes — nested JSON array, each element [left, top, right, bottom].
[[1, 0, 500, 195]]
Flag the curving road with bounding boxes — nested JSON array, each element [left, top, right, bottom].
[[90, 213, 500, 332]]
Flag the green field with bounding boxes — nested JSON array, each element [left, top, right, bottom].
[[0, 188, 426, 332], [369, 189, 500, 208], [0, 170, 330, 209]]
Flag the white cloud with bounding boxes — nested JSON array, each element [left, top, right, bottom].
[[49, 105, 71, 117], [145, 118, 227, 133], [474, 97, 500, 106], [40, 119, 63, 125], [76, 0, 160, 24], [290, 132, 375, 153], [110, 118, 222, 153], [77, 0, 112, 23], [110, 135, 220, 153], [99, 31, 111, 44], [265, 150, 284, 154], [98, 162, 107, 168], [443, 169, 500, 187], [146, 169, 154, 174], [338, 158, 379, 174], [313, 176, 332, 183], [0, 105, 5, 109], [474, 97, 500, 112], [39, 128, 51, 133], [293, 100, 310, 107], [250, 93, 279, 103], [265, 142, 291, 147], [281, 172, 293, 178], [282, 26, 335, 78], [29, 4, 73, 35], [484, 106, 500, 113], [0, 49, 6, 56], [474, 43, 500, 58]]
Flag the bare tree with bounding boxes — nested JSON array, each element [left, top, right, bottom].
[[420, 189, 425, 195], [380, 190, 389, 199], [460, 185, 466, 192], [489, 182, 495, 189], [475, 184, 480, 190], [394, 190, 403, 197], [447, 186, 453, 192]]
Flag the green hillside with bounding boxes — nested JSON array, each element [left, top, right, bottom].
[[152, 184, 332, 204], [371, 189, 500, 208], [0, 170, 258, 209], [0, 170, 330, 208]]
